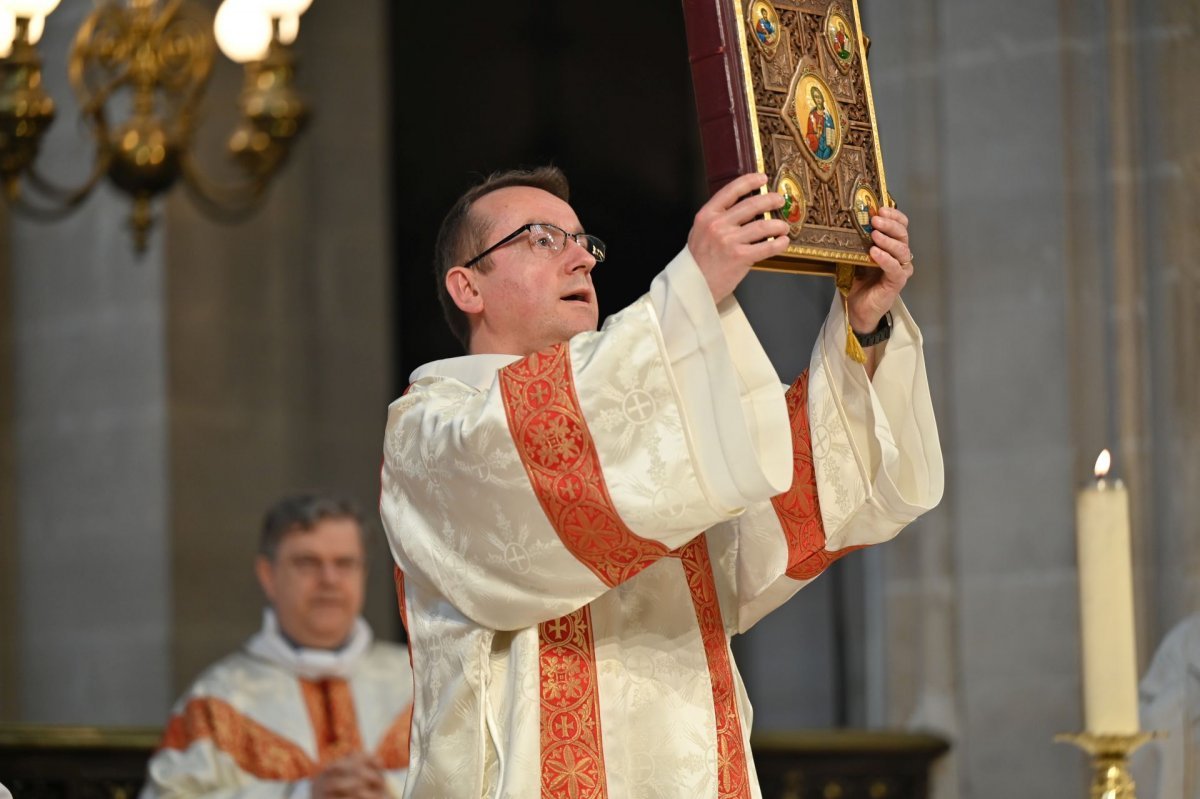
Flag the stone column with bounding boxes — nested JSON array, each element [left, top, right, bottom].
[[860, 2, 960, 797], [864, 0, 1090, 796], [7, 6, 171, 724], [0, 207, 16, 721], [163, 0, 394, 695], [1138, 0, 1200, 651]]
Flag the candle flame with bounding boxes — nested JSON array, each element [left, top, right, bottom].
[[1094, 449, 1112, 479]]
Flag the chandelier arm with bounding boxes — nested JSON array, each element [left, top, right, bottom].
[[23, 147, 112, 206], [68, 6, 135, 119], [157, 0, 187, 23], [77, 71, 129, 120], [2, 0, 307, 250], [179, 151, 270, 223], [6, 184, 103, 221], [148, 0, 213, 108]]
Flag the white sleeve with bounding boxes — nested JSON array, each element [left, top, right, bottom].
[[648, 247, 793, 511], [711, 295, 944, 634], [808, 294, 944, 549]]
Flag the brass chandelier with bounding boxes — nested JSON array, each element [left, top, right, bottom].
[[0, 0, 314, 250]]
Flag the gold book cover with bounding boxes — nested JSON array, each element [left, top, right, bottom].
[[683, 0, 890, 276]]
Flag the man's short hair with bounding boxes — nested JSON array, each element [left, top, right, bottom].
[[433, 166, 571, 350], [258, 493, 365, 560]]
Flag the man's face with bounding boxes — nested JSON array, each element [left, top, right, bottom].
[[466, 186, 599, 355], [255, 517, 366, 649]]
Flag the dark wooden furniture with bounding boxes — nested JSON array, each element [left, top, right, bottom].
[[0, 725, 158, 799], [752, 730, 951, 799], [0, 724, 947, 798]]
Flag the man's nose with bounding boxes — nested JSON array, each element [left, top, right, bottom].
[[565, 240, 596, 272]]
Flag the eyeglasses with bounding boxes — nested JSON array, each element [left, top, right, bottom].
[[282, 554, 364, 580], [464, 222, 607, 269]]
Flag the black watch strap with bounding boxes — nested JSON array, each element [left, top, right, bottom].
[[853, 312, 893, 348]]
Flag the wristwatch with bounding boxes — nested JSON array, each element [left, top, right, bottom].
[[853, 312, 892, 348]]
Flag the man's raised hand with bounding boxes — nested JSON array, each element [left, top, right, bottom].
[[687, 173, 791, 303], [847, 206, 914, 335]]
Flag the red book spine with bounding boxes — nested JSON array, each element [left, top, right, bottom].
[[681, 0, 757, 196]]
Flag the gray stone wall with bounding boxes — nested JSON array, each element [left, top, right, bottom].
[[6, 3, 171, 725], [0, 205, 17, 720], [0, 0, 393, 724], [161, 0, 394, 699], [1138, 0, 1200, 656], [857, 1, 1200, 797]]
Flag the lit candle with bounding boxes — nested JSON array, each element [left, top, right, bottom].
[[1075, 449, 1139, 733]]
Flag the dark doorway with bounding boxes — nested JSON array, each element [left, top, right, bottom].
[[389, 1, 704, 384]]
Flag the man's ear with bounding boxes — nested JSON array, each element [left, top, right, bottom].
[[254, 555, 277, 603], [445, 266, 484, 315]]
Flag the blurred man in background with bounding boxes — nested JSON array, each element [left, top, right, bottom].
[[142, 494, 413, 798], [1133, 612, 1200, 799]]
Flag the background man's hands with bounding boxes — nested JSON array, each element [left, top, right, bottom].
[[688, 173, 791, 303], [312, 753, 390, 799], [848, 206, 914, 334]]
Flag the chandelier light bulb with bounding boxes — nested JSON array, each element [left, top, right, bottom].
[[214, 0, 271, 63], [0, 8, 13, 57], [26, 12, 44, 43], [277, 13, 299, 45], [0, 0, 60, 18], [0, 9, 46, 52]]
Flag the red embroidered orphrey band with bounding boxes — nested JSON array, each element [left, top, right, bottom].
[[160, 693, 409, 778], [393, 566, 410, 636], [771, 371, 865, 580], [500, 344, 668, 587], [679, 536, 752, 799], [300, 679, 363, 764], [539, 607, 608, 799], [160, 697, 316, 779]]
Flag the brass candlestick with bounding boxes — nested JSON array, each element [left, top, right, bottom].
[[1055, 732, 1160, 799]]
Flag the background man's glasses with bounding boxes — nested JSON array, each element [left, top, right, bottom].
[[464, 223, 607, 268]]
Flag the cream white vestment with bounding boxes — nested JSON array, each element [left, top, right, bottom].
[[141, 610, 413, 799], [380, 247, 943, 799], [1132, 613, 1200, 799]]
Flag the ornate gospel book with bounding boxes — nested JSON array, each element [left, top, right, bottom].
[[683, 0, 889, 276]]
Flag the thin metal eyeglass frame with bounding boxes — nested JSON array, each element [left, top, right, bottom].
[[463, 222, 606, 269]]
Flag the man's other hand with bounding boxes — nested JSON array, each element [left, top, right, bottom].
[[849, 206, 914, 334], [688, 173, 791, 304], [312, 753, 390, 799]]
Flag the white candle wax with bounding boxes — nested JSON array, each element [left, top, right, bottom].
[[1075, 452, 1139, 734]]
